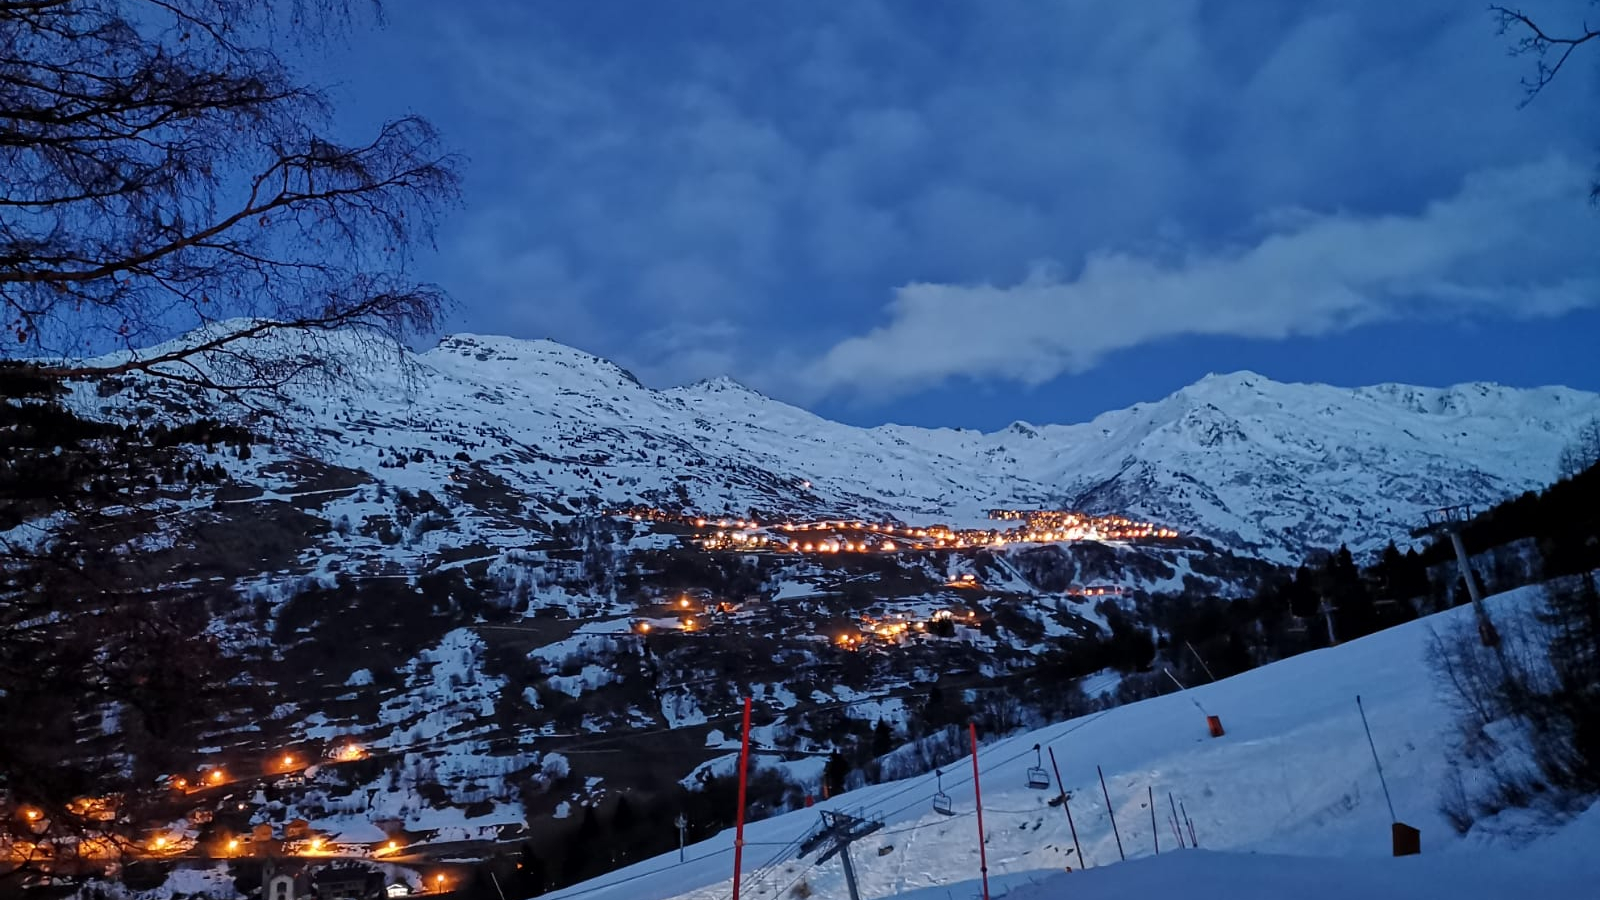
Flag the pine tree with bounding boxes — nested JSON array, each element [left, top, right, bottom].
[[872, 719, 894, 758], [823, 751, 850, 798]]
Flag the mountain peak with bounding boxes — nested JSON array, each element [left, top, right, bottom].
[[676, 374, 765, 397], [430, 334, 644, 387]]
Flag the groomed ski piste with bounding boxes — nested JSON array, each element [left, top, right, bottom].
[[547, 583, 1600, 900]]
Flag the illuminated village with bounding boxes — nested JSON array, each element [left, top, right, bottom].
[[616, 506, 1179, 555]]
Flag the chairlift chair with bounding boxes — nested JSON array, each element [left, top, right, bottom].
[[1025, 744, 1051, 790], [932, 769, 955, 816]]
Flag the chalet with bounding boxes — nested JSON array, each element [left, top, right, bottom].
[[284, 818, 312, 839], [262, 859, 311, 900]]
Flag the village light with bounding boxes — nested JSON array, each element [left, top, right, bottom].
[[387, 840, 399, 852], [282, 754, 295, 767], [227, 838, 240, 853], [637, 622, 651, 634], [208, 769, 224, 784], [435, 875, 446, 892]]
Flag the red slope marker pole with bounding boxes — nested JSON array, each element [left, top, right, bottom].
[[1098, 765, 1125, 862], [969, 722, 991, 900], [1047, 746, 1086, 868], [731, 696, 753, 900]]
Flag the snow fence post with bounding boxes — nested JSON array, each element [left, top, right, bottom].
[[1047, 746, 1086, 868], [1149, 785, 1159, 855], [1097, 765, 1125, 862]]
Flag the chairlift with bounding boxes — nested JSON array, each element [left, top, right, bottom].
[[932, 769, 955, 816], [1025, 744, 1051, 791]]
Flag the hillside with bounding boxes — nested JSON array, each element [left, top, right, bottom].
[[8, 327, 1597, 894], [548, 583, 1600, 900]]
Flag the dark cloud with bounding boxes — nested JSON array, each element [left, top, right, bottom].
[[339, 0, 1600, 406]]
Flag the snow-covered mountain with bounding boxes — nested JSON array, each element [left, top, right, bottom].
[[72, 329, 1599, 562]]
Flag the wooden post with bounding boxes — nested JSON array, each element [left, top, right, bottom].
[[969, 723, 990, 900], [1149, 785, 1158, 855], [1048, 747, 1086, 868], [731, 697, 753, 900], [1168, 792, 1185, 849], [1097, 765, 1125, 862]]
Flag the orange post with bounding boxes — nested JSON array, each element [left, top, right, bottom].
[[1206, 715, 1225, 738], [969, 723, 990, 900], [1392, 822, 1421, 857], [731, 697, 753, 900]]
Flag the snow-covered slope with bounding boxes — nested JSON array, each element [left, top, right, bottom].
[[72, 328, 1600, 560], [546, 584, 1600, 900]]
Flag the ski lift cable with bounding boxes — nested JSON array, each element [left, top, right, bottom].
[[741, 829, 811, 893], [873, 708, 1116, 825], [556, 705, 1117, 900]]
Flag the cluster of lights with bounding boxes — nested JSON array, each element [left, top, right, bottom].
[[834, 610, 976, 650], [614, 505, 1176, 558], [987, 509, 1178, 541]]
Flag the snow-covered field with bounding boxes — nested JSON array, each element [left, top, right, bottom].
[[548, 584, 1600, 900]]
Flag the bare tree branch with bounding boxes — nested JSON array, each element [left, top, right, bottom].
[[1491, 5, 1600, 105], [0, 0, 460, 392]]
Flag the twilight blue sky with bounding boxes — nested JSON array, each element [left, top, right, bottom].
[[313, 0, 1599, 428]]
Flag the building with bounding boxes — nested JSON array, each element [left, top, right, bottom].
[[261, 861, 385, 900], [312, 865, 386, 900], [262, 859, 311, 900]]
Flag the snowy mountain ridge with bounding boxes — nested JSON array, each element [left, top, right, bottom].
[[72, 327, 1599, 562]]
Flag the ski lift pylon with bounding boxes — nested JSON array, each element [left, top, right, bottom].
[[932, 768, 955, 816], [1026, 744, 1051, 790]]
